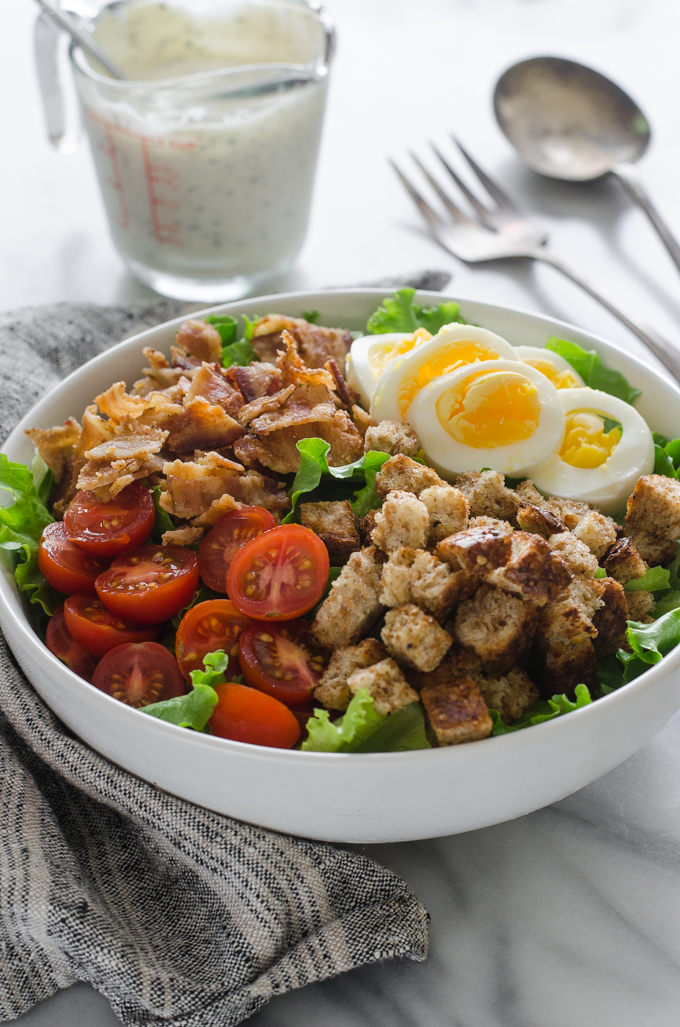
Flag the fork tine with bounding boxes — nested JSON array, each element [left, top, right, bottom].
[[450, 135, 520, 212], [408, 150, 469, 223], [430, 142, 493, 220], [389, 158, 445, 232]]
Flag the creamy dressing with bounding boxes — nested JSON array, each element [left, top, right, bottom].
[[73, 0, 329, 296]]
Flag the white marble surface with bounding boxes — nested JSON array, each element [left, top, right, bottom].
[[4, 0, 680, 1023]]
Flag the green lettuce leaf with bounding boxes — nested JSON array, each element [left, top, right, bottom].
[[654, 444, 677, 478], [0, 454, 59, 615], [366, 287, 465, 335], [597, 654, 626, 694], [545, 337, 641, 404], [625, 609, 680, 666], [302, 309, 320, 324], [302, 688, 385, 752], [242, 314, 260, 341], [204, 313, 238, 346], [283, 440, 390, 523], [490, 684, 593, 735], [593, 566, 607, 578], [354, 701, 431, 752], [624, 566, 671, 592], [142, 684, 218, 730], [652, 590, 680, 618], [301, 690, 430, 753], [141, 649, 229, 730]]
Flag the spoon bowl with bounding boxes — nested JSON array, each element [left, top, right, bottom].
[[493, 56, 649, 181]]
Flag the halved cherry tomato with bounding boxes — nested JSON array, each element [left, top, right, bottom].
[[92, 642, 185, 708], [64, 481, 155, 557], [38, 522, 111, 595], [95, 545, 199, 625], [238, 619, 325, 706], [64, 594, 161, 658], [209, 682, 301, 748], [46, 605, 99, 681], [198, 507, 276, 593], [227, 524, 329, 621], [176, 599, 254, 683]]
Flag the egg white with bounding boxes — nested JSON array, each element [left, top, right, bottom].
[[345, 332, 426, 409], [513, 346, 585, 389], [370, 324, 517, 422], [408, 359, 565, 481], [532, 387, 654, 514]]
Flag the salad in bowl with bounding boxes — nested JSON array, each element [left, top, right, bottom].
[[5, 287, 680, 766]]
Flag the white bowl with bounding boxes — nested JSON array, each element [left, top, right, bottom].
[[2, 289, 680, 844]]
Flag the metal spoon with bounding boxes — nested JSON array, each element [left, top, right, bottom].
[[493, 56, 680, 275], [33, 0, 125, 79]]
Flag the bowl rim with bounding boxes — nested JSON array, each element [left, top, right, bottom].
[[3, 286, 680, 766]]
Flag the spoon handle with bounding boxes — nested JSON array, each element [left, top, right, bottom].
[[611, 162, 680, 276], [528, 246, 680, 384]]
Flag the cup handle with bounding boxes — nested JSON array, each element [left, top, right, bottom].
[[34, 10, 80, 154]]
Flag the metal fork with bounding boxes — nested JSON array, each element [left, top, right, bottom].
[[392, 138, 680, 383]]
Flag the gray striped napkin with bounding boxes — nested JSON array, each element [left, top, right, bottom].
[[0, 296, 432, 1027]]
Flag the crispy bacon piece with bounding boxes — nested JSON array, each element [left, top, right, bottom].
[[226, 362, 282, 402], [326, 358, 354, 407], [250, 315, 353, 369], [161, 526, 204, 546], [186, 364, 244, 419], [237, 385, 295, 426], [174, 319, 222, 363], [132, 348, 191, 396], [77, 423, 168, 501], [161, 452, 289, 522], [163, 396, 244, 454], [94, 381, 183, 425], [24, 418, 81, 480], [234, 410, 363, 473]]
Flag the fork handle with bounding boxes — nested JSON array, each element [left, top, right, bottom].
[[611, 162, 680, 277], [528, 246, 680, 384]]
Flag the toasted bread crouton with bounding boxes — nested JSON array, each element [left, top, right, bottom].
[[300, 500, 360, 564], [516, 502, 566, 539], [380, 547, 417, 607], [547, 532, 598, 578], [375, 454, 444, 499], [363, 420, 421, 457], [453, 584, 537, 676], [347, 658, 419, 715], [436, 525, 512, 576], [314, 638, 387, 711], [535, 577, 602, 696], [410, 550, 477, 621], [371, 489, 429, 552], [625, 590, 655, 621], [625, 475, 680, 565], [421, 676, 492, 745], [410, 646, 483, 690], [358, 508, 379, 547], [604, 537, 647, 584], [592, 577, 628, 656], [544, 495, 592, 529], [478, 667, 540, 724], [468, 515, 514, 535], [514, 479, 546, 506], [420, 484, 469, 543], [455, 470, 521, 520], [381, 604, 452, 672], [571, 510, 618, 559], [311, 546, 385, 649], [486, 531, 572, 606], [352, 404, 377, 438]]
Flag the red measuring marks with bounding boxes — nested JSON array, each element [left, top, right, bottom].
[[85, 108, 194, 247]]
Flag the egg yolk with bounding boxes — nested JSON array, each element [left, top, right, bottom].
[[436, 371, 540, 448], [368, 328, 432, 378], [559, 411, 622, 468], [521, 357, 581, 390], [396, 341, 499, 417]]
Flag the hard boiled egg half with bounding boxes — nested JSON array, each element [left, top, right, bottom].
[[532, 387, 654, 514], [345, 329, 431, 409], [513, 346, 585, 389], [408, 359, 565, 480], [370, 325, 516, 421]]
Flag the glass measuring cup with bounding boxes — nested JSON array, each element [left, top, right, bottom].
[[68, 0, 334, 301]]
